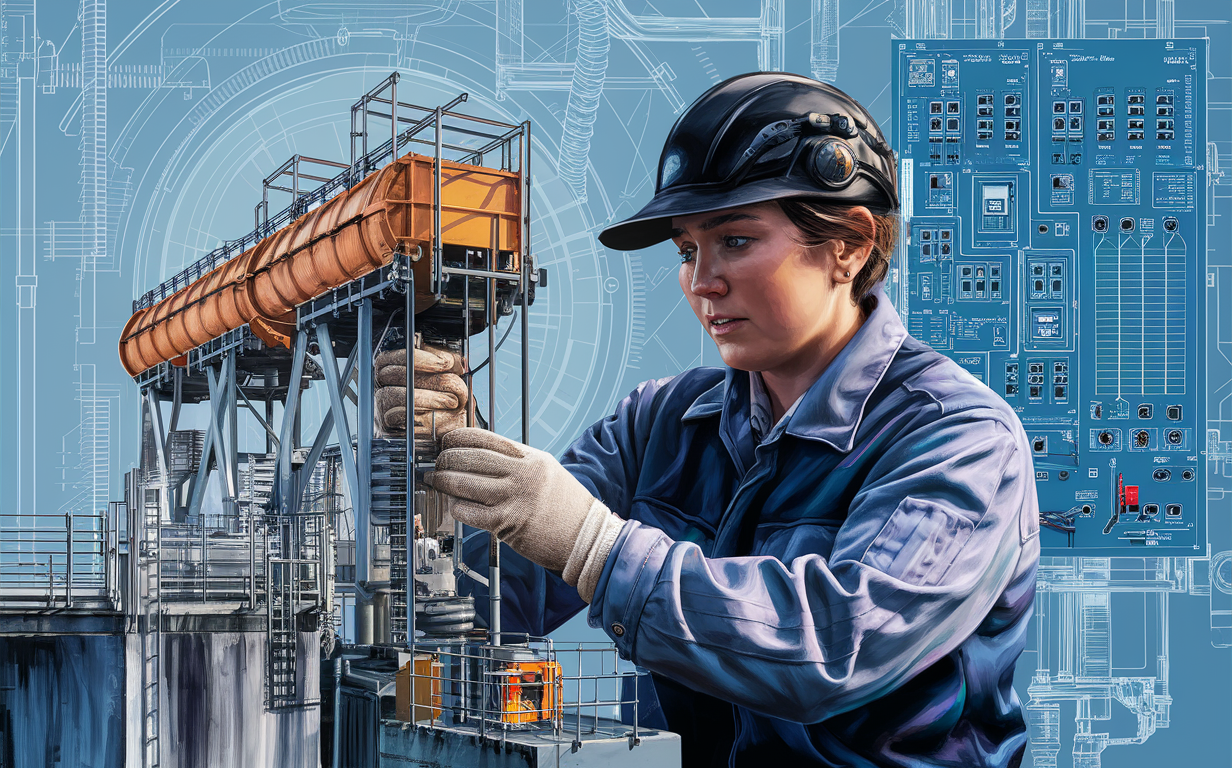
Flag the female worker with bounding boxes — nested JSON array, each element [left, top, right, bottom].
[[428, 73, 1041, 768]]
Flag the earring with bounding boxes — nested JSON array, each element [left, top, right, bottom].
[[844, 270, 850, 277]]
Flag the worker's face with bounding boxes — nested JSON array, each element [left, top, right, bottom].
[[671, 202, 862, 374]]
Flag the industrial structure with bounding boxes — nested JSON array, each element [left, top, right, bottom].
[[1, 73, 678, 767]]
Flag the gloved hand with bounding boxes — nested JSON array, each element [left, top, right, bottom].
[[424, 427, 626, 602], [374, 344, 469, 440]]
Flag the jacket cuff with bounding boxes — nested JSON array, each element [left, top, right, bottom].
[[586, 520, 672, 660], [561, 499, 626, 602]]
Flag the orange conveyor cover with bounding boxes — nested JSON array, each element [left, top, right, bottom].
[[118, 152, 522, 378]]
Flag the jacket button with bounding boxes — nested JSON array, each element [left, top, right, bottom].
[[611, 622, 626, 637]]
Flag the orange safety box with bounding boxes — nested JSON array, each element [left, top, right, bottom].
[[498, 660, 562, 725], [395, 654, 443, 723]]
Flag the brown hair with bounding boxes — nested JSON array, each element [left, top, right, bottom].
[[777, 199, 899, 316]]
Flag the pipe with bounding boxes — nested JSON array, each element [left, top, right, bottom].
[[332, 656, 343, 768], [118, 151, 522, 377], [558, 0, 609, 203]]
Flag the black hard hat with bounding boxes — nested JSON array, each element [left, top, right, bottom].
[[598, 72, 898, 252]]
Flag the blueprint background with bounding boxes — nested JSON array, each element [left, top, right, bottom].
[[1, 1, 1229, 765]]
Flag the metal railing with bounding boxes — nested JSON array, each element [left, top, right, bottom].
[[401, 637, 647, 748], [156, 513, 268, 603], [0, 510, 111, 608], [134, 72, 523, 315]]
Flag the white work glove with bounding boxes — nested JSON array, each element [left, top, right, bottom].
[[424, 427, 626, 602]]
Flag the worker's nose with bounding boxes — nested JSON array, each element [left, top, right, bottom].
[[689, 251, 727, 298]]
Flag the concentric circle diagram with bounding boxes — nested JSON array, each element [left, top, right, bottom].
[[112, 22, 651, 455]]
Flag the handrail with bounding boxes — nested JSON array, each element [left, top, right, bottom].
[[134, 86, 520, 313]]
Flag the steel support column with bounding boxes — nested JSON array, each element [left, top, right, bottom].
[[278, 331, 309, 516], [357, 300, 374, 584], [314, 323, 364, 581]]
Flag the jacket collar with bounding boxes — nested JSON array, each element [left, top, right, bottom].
[[679, 286, 907, 453]]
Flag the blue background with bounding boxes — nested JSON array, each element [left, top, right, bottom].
[[1, 1, 1230, 765]]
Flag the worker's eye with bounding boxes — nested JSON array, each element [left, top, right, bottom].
[[677, 244, 697, 263], [722, 235, 752, 250]]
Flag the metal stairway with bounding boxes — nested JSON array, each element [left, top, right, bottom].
[[267, 554, 298, 708], [141, 486, 162, 767]]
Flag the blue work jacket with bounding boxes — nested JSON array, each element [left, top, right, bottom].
[[464, 289, 1041, 767]]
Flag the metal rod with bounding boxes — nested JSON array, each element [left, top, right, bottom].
[[363, 95, 513, 128], [358, 108, 504, 141], [249, 499, 256, 611], [236, 384, 279, 450], [439, 265, 523, 282], [265, 396, 275, 455], [332, 657, 343, 767], [521, 122, 532, 446], [226, 350, 240, 514], [405, 260, 416, 646], [391, 76, 398, 158], [65, 512, 72, 608], [433, 107, 444, 298], [488, 221, 500, 647], [357, 298, 374, 618]]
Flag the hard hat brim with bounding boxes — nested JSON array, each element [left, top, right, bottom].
[[597, 175, 894, 252]]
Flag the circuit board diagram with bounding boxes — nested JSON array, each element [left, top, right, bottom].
[[892, 39, 1207, 555]]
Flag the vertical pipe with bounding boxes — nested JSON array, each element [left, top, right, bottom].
[[357, 299, 374, 603], [488, 225, 500, 647], [521, 123, 532, 447], [391, 76, 398, 161], [66, 512, 73, 607], [332, 656, 343, 767], [265, 397, 274, 455], [250, 505, 256, 610], [405, 266, 416, 646], [433, 108, 443, 297]]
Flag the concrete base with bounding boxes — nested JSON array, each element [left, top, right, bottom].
[[377, 715, 681, 768], [147, 629, 321, 768], [0, 634, 126, 768]]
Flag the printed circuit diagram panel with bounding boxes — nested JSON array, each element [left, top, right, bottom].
[[892, 40, 1207, 555]]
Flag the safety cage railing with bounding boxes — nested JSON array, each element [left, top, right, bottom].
[[386, 636, 650, 747]]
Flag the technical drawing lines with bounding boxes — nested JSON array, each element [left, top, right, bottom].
[[1094, 236, 1187, 396], [558, 0, 610, 204]]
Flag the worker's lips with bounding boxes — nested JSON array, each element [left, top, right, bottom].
[[707, 317, 748, 336]]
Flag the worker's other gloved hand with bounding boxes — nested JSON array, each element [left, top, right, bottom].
[[424, 427, 625, 602], [374, 344, 469, 441]]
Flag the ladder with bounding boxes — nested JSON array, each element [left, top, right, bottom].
[[390, 515, 408, 645], [267, 521, 298, 707], [141, 487, 162, 767]]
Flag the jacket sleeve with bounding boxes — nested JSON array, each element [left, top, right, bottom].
[[557, 377, 672, 517], [462, 377, 670, 637], [586, 407, 1039, 724]]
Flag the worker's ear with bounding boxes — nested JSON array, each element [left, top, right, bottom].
[[825, 206, 874, 288]]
